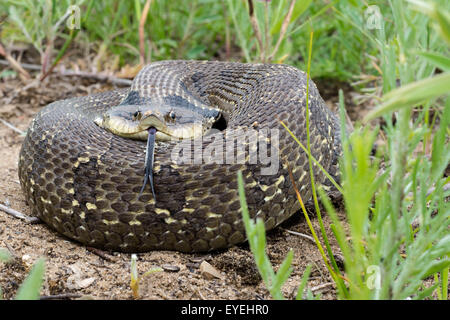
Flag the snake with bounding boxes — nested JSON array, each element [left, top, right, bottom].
[[18, 60, 341, 253]]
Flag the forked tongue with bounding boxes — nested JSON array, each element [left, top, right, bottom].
[[140, 127, 157, 200]]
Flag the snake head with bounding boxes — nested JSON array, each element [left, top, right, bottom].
[[95, 99, 220, 142], [94, 97, 221, 200]]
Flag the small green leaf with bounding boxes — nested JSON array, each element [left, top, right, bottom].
[[414, 283, 439, 300], [186, 45, 206, 59], [417, 51, 450, 72], [15, 258, 45, 300], [435, 8, 450, 44], [0, 70, 18, 79], [271, 0, 312, 35], [0, 248, 12, 262], [364, 72, 450, 121], [429, 235, 450, 258], [290, 0, 313, 25], [421, 259, 450, 279], [431, 98, 450, 181], [440, 259, 449, 300], [296, 264, 312, 300], [272, 250, 293, 293]]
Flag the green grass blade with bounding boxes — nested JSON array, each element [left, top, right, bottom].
[[440, 256, 449, 300], [271, 250, 293, 294], [15, 258, 45, 300], [414, 283, 439, 300], [237, 170, 284, 300], [364, 72, 450, 121], [304, 27, 343, 285], [270, 0, 312, 35], [279, 121, 343, 193], [417, 51, 450, 71], [295, 264, 312, 300], [0, 248, 12, 262]]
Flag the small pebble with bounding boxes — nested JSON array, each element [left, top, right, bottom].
[[162, 264, 180, 272], [199, 261, 224, 280], [189, 257, 204, 263], [21, 254, 32, 268]]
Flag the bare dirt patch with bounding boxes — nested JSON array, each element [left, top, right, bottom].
[[0, 75, 344, 300]]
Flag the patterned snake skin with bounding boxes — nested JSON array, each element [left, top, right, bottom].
[[18, 60, 341, 252]]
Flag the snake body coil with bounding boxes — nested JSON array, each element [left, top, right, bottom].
[[18, 60, 341, 252]]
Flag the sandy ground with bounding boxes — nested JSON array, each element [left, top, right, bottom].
[[0, 75, 349, 300]]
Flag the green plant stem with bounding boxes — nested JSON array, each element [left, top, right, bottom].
[[304, 28, 343, 282], [279, 121, 343, 193], [227, 0, 251, 62]]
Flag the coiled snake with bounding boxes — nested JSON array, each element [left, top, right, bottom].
[[18, 60, 341, 252]]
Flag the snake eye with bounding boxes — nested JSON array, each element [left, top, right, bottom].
[[169, 111, 176, 120], [133, 111, 142, 121]]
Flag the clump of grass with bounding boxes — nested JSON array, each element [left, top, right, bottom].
[[317, 90, 449, 299], [0, 0, 93, 78], [240, 0, 449, 300], [235, 23, 337, 300], [225, 0, 314, 63], [0, 1, 230, 73], [1, 0, 397, 83], [237, 171, 317, 300]]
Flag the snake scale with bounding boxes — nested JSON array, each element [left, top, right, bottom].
[[18, 60, 341, 252]]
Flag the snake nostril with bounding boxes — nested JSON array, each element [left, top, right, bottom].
[[211, 113, 227, 131]]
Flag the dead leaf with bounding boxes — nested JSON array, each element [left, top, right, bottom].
[[116, 64, 143, 79], [66, 263, 96, 289], [199, 261, 224, 280]]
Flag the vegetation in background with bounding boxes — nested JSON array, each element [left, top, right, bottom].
[[236, 0, 449, 300], [0, 0, 408, 81], [237, 171, 319, 300]]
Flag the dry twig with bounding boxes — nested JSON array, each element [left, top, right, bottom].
[[310, 282, 335, 293], [40, 293, 83, 300], [86, 247, 114, 262], [0, 42, 31, 81], [0, 59, 132, 86], [0, 118, 26, 135], [58, 69, 132, 86], [0, 203, 40, 224], [268, 0, 296, 62], [284, 229, 316, 243], [139, 0, 153, 65], [247, 0, 265, 62], [0, 59, 41, 71]]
